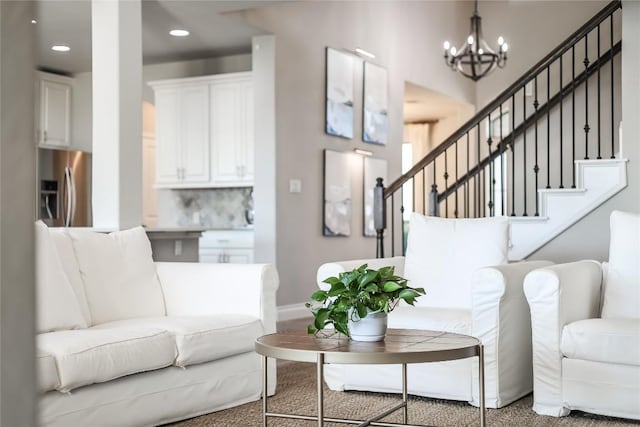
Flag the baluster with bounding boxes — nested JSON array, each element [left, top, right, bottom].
[[430, 160, 438, 217], [545, 67, 550, 190], [400, 186, 406, 254], [466, 132, 470, 218], [422, 167, 426, 215], [487, 113, 494, 217], [500, 104, 505, 216], [511, 94, 516, 216], [391, 196, 395, 257], [560, 53, 564, 188], [597, 24, 602, 159], [412, 176, 416, 217], [584, 35, 590, 159], [610, 15, 615, 159], [444, 149, 449, 217], [455, 139, 459, 218], [534, 73, 540, 216], [477, 123, 481, 217], [522, 86, 528, 217], [572, 46, 577, 188]]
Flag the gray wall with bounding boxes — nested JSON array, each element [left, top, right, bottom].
[[237, 1, 476, 306], [0, 2, 37, 425]]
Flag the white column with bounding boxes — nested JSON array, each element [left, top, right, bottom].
[[0, 2, 37, 425], [91, 0, 142, 229]]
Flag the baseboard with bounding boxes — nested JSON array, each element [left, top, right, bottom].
[[277, 303, 310, 321]]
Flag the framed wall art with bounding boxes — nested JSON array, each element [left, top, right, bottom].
[[363, 157, 388, 237], [325, 48, 354, 139], [323, 149, 352, 236], [363, 62, 388, 145]]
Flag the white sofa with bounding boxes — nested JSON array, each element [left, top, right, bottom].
[[316, 214, 552, 408], [35, 222, 279, 426], [524, 210, 640, 420]]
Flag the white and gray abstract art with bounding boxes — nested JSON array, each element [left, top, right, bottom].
[[323, 149, 352, 236], [363, 62, 388, 145], [326, 48, 354, 139]]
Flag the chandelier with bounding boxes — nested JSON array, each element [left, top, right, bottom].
[[443, 0, 508, 81]]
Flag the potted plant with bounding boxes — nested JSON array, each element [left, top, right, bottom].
[[306, 264, 425, 341]]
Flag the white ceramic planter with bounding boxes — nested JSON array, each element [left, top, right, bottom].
[[348, 309, 388, 342]]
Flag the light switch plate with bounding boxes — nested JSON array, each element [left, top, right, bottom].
[[289, 179, 302, 193]]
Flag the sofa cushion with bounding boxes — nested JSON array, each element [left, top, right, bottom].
[[403, 214, 509, 309], [561, 318, 640, 366], [602, 211, 640, 319], [36, 351, 59, 393], [38, 327, 176, 392], [35, 221, 88, 332], [49, 229, 92, 325], [94, 315, 264, 367], [67, 227, 166, 325], [389, 306, 471, 335]]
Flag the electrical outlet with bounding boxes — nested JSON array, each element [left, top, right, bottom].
[[289, 179, 302, 193]]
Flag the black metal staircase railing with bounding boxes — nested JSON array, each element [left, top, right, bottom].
[[374, 0, 622, 258]]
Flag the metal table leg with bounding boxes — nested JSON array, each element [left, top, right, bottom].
[[402, 363, 408, 424], [262, 355, 268, 427], [317, 353, 324, 426], [479, 344, 486, 427]]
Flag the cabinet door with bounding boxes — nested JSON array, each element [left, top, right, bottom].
[[238, 81, 254, 183], [226, 248, 254, 264], [40, 79, 71, 147], [210, 81, 242, 184], [180, 85, 210, 184], [155, 88, 182, 185], [199, 248, 224, 263]]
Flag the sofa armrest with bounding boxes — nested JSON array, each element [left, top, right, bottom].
[[155, 262, 280, 334], [470, 260, 553, 407], [316, 256, 405, 291], [523, 260, 602, 416]]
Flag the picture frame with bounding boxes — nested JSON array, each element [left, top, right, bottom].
[[363, 156, 388, 237], [323, 149, 352, 236], [325, 48, 355, 139], [363, 62, 389, 145]]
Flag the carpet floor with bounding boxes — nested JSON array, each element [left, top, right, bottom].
[[172, 361, 639, 427]]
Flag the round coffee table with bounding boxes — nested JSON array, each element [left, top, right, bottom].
[[255, 328, 485, 427]]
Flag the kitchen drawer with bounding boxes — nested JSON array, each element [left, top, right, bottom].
[[199, 230, 253, 249], [200, 248, 253, 264]]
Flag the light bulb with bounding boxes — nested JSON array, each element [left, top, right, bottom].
[[478, 48, 484, 55], [498, 36, 504, 46], [467, 35, 474, 45], [443, 41, 450, 50], [450, 47, 457, 56], [502, 43, 509, 52]]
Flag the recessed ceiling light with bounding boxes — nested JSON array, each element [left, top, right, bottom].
[[51, 45, 70, 52], [31, 19, 37, 24], [169, 29, 190, 37]]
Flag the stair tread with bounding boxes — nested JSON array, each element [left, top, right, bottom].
[[538, 188, 587, 193], [508, 216, 550, 222]]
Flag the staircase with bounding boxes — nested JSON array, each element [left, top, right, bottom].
[[376, 0, 625, 261]]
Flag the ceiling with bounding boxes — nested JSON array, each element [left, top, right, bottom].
[[403, 81, 472, 123], [35, 0, 283, 75]]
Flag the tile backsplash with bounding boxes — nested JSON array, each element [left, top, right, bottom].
[[157, 187, 253, 228]]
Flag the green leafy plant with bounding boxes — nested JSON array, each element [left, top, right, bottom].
[[306, 264, 425, 337]]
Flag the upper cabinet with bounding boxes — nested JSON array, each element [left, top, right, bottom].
[[149, 72, 253, 189], [36, 71, 72, 149]]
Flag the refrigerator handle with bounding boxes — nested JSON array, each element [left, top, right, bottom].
[[69, 167, 77, 226], [63, 167, 76, 227]]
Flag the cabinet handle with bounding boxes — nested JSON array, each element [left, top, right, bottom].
[[43, 130, 48, 142]]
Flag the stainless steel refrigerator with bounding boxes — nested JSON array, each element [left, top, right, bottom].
[[38, 148, 92, 227]]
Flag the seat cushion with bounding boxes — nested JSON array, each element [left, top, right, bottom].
[[38, 327, 176, 392], [36, 351, 59, 393], [67, 227, 166, 325], [35, 221, 88, 332], [602, 211, 640, 319], [561, 318, 640, 366], [94, 315, 264, 367], [403, 213, 509, 309], [389, 306, 471, 335]]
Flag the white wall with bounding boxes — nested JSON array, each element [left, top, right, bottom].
[[236, 1, 476, 306], [0, 2, 37, 425]]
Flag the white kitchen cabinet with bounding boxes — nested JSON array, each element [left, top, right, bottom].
[[149, 72, 253, 189], [199, 230, 254, 264], [152, 82, 210, 188], [36, 71, 72, 149], [210, 73, 254, 186]]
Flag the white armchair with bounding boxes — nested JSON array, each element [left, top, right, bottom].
[[524, 210, 640, 420], [316, 213, 552, 408]]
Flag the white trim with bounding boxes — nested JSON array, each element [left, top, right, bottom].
[[277, 303, 309, 321]]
